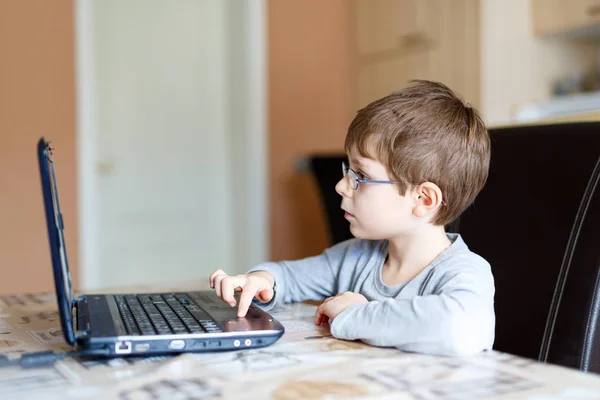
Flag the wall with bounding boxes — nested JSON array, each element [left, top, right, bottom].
[[480, 0, 598, 125], [0, 1, 78, 295], [269, 0, 354, 261]]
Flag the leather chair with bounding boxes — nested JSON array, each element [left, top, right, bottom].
[[308, 155, 352, 245], [457, 122, 600, 372], [307, 121, 600, 372]]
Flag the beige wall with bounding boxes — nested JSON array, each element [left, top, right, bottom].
[[269, 0, 354, 261], [481, 0, 598, 125], [0, 1, 78, 295]]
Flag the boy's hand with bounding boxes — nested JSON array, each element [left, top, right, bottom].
[[209, 269, 275, 318], [314, 292, 368, 325]]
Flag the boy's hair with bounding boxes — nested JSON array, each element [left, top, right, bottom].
[[345, 80, 490, 226]]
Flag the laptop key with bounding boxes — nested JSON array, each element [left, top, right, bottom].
[[126, 298, 157, 336], [199, 320, 223, 333], [115, 298, 141, 335], [118, 293, 224, 336], [186, 308, 212, 321], [140, 300, 171, 334]]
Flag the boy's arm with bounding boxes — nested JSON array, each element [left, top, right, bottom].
[[247, 239, 359, 311], [329, 265, 495, 356]]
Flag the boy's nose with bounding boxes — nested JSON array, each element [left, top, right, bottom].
[[335, 176, 353, 198]]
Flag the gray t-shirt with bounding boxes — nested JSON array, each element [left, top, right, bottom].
[[248, 233, 495, 356]]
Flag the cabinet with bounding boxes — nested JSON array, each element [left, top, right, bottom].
[[531, 0, 600, 36], [351, 0, 480, 110]]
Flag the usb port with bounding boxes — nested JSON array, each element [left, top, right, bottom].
[[134, 343, 151, 352]]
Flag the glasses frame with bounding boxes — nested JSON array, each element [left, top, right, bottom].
[[342, 161, 397, 190], [341, 161, 448, 206]]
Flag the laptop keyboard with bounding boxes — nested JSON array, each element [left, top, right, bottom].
[[115, 293, 223, 336]]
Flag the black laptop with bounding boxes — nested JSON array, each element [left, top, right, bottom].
[[37, 137, 284, 356]]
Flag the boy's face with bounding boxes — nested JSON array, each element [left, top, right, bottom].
[[335, 148, 419, 240]]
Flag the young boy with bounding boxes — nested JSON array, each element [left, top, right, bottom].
[[209, 80, 495, 356]]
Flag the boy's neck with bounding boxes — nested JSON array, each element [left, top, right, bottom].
[[383, 225, 452, 285]]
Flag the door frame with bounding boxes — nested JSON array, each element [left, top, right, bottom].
[[74, 0, 268, 290]]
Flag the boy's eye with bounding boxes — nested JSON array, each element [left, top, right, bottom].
[[356, 171, 369, 180]]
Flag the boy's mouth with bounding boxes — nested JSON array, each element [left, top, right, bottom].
[[343, 211, 355, 219]]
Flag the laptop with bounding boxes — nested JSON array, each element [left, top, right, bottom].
[[37, 137, 284, 356]]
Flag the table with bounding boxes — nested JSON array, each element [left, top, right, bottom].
[[1, 282, 600, 399]]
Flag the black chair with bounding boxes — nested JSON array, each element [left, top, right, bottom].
[[457, 122, 600, 372], [309, 155, 353, 245], [308, 122, 600, 372]]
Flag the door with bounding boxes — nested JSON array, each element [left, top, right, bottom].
[[77, 0, 267, 290]]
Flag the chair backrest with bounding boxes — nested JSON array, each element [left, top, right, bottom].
[[456, 122, 600, 371], [308, 122, 600, 372], [545, 156, 600, 371], [309, 155, 353, 245]]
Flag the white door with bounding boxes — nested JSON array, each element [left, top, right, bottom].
[[76, 0, 268, 290]]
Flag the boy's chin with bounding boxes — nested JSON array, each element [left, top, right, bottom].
[[349, 225, 371, 239], [349, 224, 395, 241]]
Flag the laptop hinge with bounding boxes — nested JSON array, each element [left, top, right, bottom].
[[72, 296, 91, 340]]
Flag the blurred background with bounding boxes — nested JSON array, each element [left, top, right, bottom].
[[1, 0, 600, 295]]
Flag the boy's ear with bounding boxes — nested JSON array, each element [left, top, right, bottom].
[[412, 182, 444, 218]]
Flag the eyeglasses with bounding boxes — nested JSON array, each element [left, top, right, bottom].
[[341, 161, 448, 206], [342, 162, 397, 190]]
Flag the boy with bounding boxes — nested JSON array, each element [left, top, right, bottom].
[[210, 80, 495, 356]]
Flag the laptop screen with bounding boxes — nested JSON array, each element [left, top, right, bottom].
[[37, 138, 76, 345]]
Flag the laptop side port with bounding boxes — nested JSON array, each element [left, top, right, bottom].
[[134, 343, 151, 353], [115, 341, 132, 354]]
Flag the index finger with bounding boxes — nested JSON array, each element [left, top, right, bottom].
[[237, 281, 261, 318]]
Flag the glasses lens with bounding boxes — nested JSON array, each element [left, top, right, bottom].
[[348, 168, 358, 190], [342, 162, 358, 190]]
